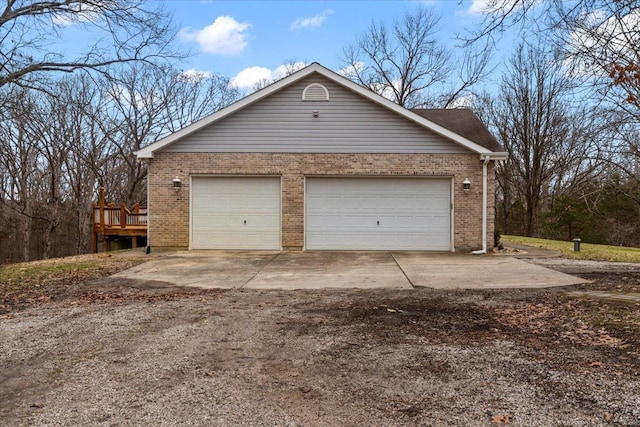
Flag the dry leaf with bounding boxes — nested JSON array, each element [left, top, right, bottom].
[[492, 414, 511, 424]]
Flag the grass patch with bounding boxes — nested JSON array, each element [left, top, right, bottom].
[[503, 235, 640, 263], [0, 251, 150, 314], [0, 260, 101, 290]]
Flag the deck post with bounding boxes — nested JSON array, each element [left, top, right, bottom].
[[99, 187, 106, 237], [120, 203, 126, 228], [91, 202, 97, 253]]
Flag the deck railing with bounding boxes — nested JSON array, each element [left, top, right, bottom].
[[92, 187, 147, 252], [92, 204, 147, 229]]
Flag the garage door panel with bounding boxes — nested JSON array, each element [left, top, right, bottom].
[[191, 177, 281, 250], [306, 178, 451, 250]]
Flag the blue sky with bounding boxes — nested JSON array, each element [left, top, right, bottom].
[[163, 0, 509, 90]]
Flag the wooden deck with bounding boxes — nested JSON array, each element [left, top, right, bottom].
[[92, 188, 147, 252]]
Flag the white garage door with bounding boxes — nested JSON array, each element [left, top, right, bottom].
[[306, 178, 451, 250], [191, 176, 281, 249]]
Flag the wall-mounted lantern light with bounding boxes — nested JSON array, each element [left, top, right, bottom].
[[312, 110, 319, 118], [172, 177, 182, 192], [463, 178, 471, 192]]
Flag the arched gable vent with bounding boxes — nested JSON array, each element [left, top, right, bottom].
[[302, 83, 330, 101]]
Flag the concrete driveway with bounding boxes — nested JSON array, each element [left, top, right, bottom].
[[111, 251, 587, 290]]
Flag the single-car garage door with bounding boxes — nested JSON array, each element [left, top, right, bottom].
[[191, 176, 281, 249], [306, 178, 451, 250]]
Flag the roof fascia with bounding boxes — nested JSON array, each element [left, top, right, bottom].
[[480, 152, 509, 161]]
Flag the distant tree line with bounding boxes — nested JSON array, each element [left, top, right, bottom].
[[0, 1, 239, 262], [0, 67, 239, 262], [473, 0, 640, 245]]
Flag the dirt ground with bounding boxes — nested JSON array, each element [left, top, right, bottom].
[[1, 254, 639, 426]]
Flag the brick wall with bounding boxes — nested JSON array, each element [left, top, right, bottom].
[[147, 152, 496, 252]]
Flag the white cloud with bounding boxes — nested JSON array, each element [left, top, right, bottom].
[[448, 94, 475, 109], [564, 9, 640, 77], [231, 62, 307, 90], [179, 68, 213, 82], [338, 62, 398, 100], [107, 84, 158, 110], [337, 62, 365, 79], [230, 66, 273, 89], [466, 0, 519, 16], [52, 4, 101, 26], [272, 62, 307, 79], [179, 16, 250, 56], [370, 81, 400, 102], [290, 9, 334, 30], [467, 0, 490, 15]]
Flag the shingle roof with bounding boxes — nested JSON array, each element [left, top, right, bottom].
[[410, 108, 503, 152]]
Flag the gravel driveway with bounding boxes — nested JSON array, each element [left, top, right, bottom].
[[1, 259, 639, 426]]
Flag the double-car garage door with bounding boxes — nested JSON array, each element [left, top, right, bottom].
[[191, 176, 451, 250], [306, 178, 451, 250]]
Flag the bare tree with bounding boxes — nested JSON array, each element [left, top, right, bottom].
[[54, 75, 113, 254], [340, 8, 490, 108], [101, 65, 240, 205], [464, 0, 544, 45], [23, 95, 69, 259], [0, 63, 239, 261], [560, 1, 640, 115], [437, 40, 492, 108], [0, 0, 179, 90], [484, 43, 604, 236], [250, 60, 307, 93], [0, 88, 40, 260], [469, 0, 640, 113], [468, 0, 640, 243], [162, 69, 239, 133]]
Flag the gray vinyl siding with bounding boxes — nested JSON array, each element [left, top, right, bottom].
[[162, 74, 469, 154]]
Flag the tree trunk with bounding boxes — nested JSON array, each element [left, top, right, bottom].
[[42, 205, 59, 260], [20, 209, 32, 262], [76, 201, 93, 254], [525, 196, 537, 237]]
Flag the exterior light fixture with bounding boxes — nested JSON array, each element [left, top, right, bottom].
[[463, 178, 471, 192], [312, 110, 319, 118], [172, 177, 182, 192]]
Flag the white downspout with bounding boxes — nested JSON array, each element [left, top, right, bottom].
[[472, 156, 490, 255], [145, 160, 151, 254]]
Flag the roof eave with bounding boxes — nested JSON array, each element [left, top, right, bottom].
[[480, 152, 508, 161]]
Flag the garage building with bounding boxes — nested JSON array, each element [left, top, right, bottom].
[[137, 63, 506, 252]]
